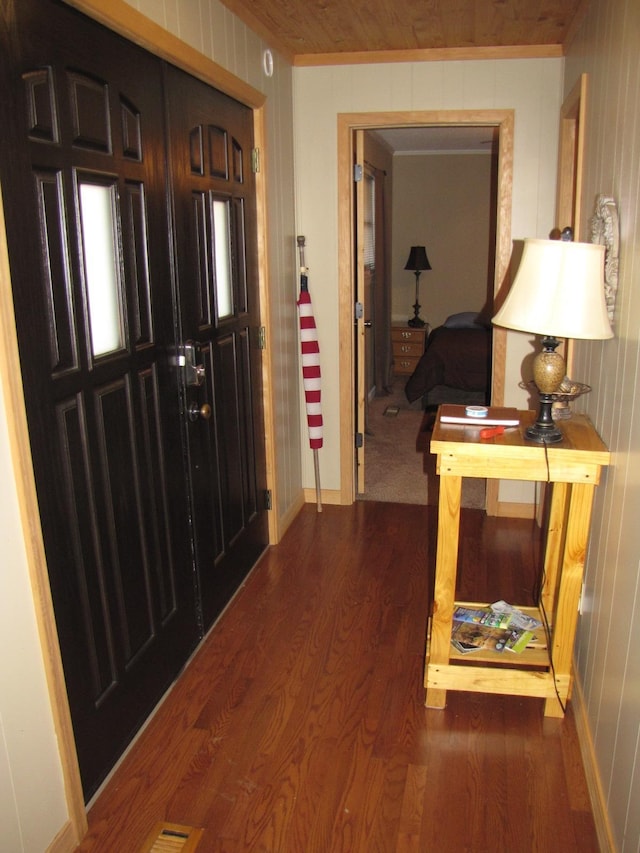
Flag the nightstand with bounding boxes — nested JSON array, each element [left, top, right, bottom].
[[391, 324, 428, 375]]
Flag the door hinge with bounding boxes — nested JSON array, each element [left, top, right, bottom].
[[355, 432, 364, 448], [258, 325, 266, 350], [354, 163, 363, 182], [354, 301, 364, 320], [264, 489, 272, 510], [252, 148, 260, 173]]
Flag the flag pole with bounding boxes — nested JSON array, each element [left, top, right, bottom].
[[313, 447, 322, 513], [297, 235, 323, 512]]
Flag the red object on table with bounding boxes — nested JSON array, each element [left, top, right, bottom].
[[480, 425, 505, 440]]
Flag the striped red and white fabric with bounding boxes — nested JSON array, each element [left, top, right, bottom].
[[297, 277, 323, 450]]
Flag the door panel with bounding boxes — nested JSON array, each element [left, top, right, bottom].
[[166, 66, 268, 631], [2, 0, 268, 800], [0, 0, 198, 798]]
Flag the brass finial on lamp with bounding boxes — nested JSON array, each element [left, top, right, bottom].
[[492, 237, 613, 443], [404, 245, 431, 328]]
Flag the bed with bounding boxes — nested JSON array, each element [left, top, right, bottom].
[[404, 312, 492, 407]]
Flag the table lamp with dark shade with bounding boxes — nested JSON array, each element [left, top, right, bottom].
[[404, 245, 431, 328], [492, 237, 613, 443]]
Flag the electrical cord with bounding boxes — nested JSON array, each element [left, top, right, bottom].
[[534, 560, 567, 715], [531, 437, 567, 715]]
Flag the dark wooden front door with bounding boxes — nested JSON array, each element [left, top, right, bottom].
[[166, 66, 268, 631], [0, 0, 267, 799]]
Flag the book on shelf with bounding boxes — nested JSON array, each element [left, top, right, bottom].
[[439, 404, 520, 426]]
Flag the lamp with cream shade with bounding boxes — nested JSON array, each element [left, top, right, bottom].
[[492, 237, 613, 443]]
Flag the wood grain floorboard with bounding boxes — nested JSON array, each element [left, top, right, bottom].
[[76, 502, 599, 852]]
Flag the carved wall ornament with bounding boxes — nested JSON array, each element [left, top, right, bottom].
[[590, 195, 619, 325]]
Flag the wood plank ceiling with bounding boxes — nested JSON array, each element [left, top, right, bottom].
[[218, 0, 588, 65]]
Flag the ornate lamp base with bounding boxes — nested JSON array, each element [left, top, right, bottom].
[[408, 270, 426, 328], [526, 394, 563, 443], [408, 314, 425, 328], [526, 336, 565, 443]]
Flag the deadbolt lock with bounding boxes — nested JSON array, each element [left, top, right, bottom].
[[169, 342, 205, 387]]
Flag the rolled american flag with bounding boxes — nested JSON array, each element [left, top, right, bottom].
[[297, 236, 323, 509]]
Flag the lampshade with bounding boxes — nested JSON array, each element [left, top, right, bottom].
[[492, 238, 613, 340], [404, 246, 432, 272]]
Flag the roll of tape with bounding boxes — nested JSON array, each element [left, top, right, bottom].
[[466, 405, 488, 418]]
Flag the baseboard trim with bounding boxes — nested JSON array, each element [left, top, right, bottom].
[[496, 500, 536, 519], [273, 491, 306, 543], [46, 819, 80, 853], [303, 488, 349, 506], [572, 666, 616, 852], [304, 494, 538, 517]]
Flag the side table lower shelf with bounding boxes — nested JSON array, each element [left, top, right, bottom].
[[424, 603, 568, 715]]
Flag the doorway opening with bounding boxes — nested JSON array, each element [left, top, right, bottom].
[[358, 125, 498, 505], [338, 110, 514, 511]]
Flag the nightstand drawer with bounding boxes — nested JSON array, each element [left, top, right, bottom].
[[393, 340, 423, 358], [392, 325, 427, 375], [394, 355, 420, 375], [391, 327, 426, 345]]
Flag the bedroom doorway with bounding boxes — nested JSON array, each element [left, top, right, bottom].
[[338, 110, 514, 511], [359, 125, 497, 505]]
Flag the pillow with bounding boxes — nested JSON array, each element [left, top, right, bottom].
[[443, 311, 484, 329]]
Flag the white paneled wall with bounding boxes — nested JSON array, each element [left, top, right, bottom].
[[565, 0, 640, 848], [391, 153, 494, 328], [293, 58, 564, 495], [0, 372, 69, 853]]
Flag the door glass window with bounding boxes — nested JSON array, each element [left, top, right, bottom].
[[364, 171, 375, 270], [79, 181, 124, 356], [212, 197, 232, 318]]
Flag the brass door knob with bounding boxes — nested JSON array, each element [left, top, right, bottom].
[[188, 402, 212, 422]]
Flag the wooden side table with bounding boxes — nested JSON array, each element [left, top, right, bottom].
[[425, 409, 610, 717], [391, 325, 427, 375]]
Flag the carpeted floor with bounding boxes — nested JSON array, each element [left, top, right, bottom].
[[359, 379, 486, 508]]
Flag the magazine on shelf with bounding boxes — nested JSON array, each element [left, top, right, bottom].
[[490, 600, 542, 631], [453, 605, 513, 629], [450, 607, 538, 654], [450, 621, 512, 654], [503, 627, 536, 653], [439, 404, 520, 426]]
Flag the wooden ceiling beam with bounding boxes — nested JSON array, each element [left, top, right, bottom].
[[293, 44, 564, 68]]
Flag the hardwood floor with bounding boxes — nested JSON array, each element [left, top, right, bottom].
[[76, 502, 599, 852]]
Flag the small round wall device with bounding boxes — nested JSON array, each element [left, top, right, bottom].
[[263, 49, 274, 77]]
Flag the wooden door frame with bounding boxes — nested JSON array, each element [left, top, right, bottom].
[[556, 72, 588, 377], [354, 131, 367, 494], [556, 73, 587, 239], [337, 110, 514, 511], [0, 1, 276, 846]]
